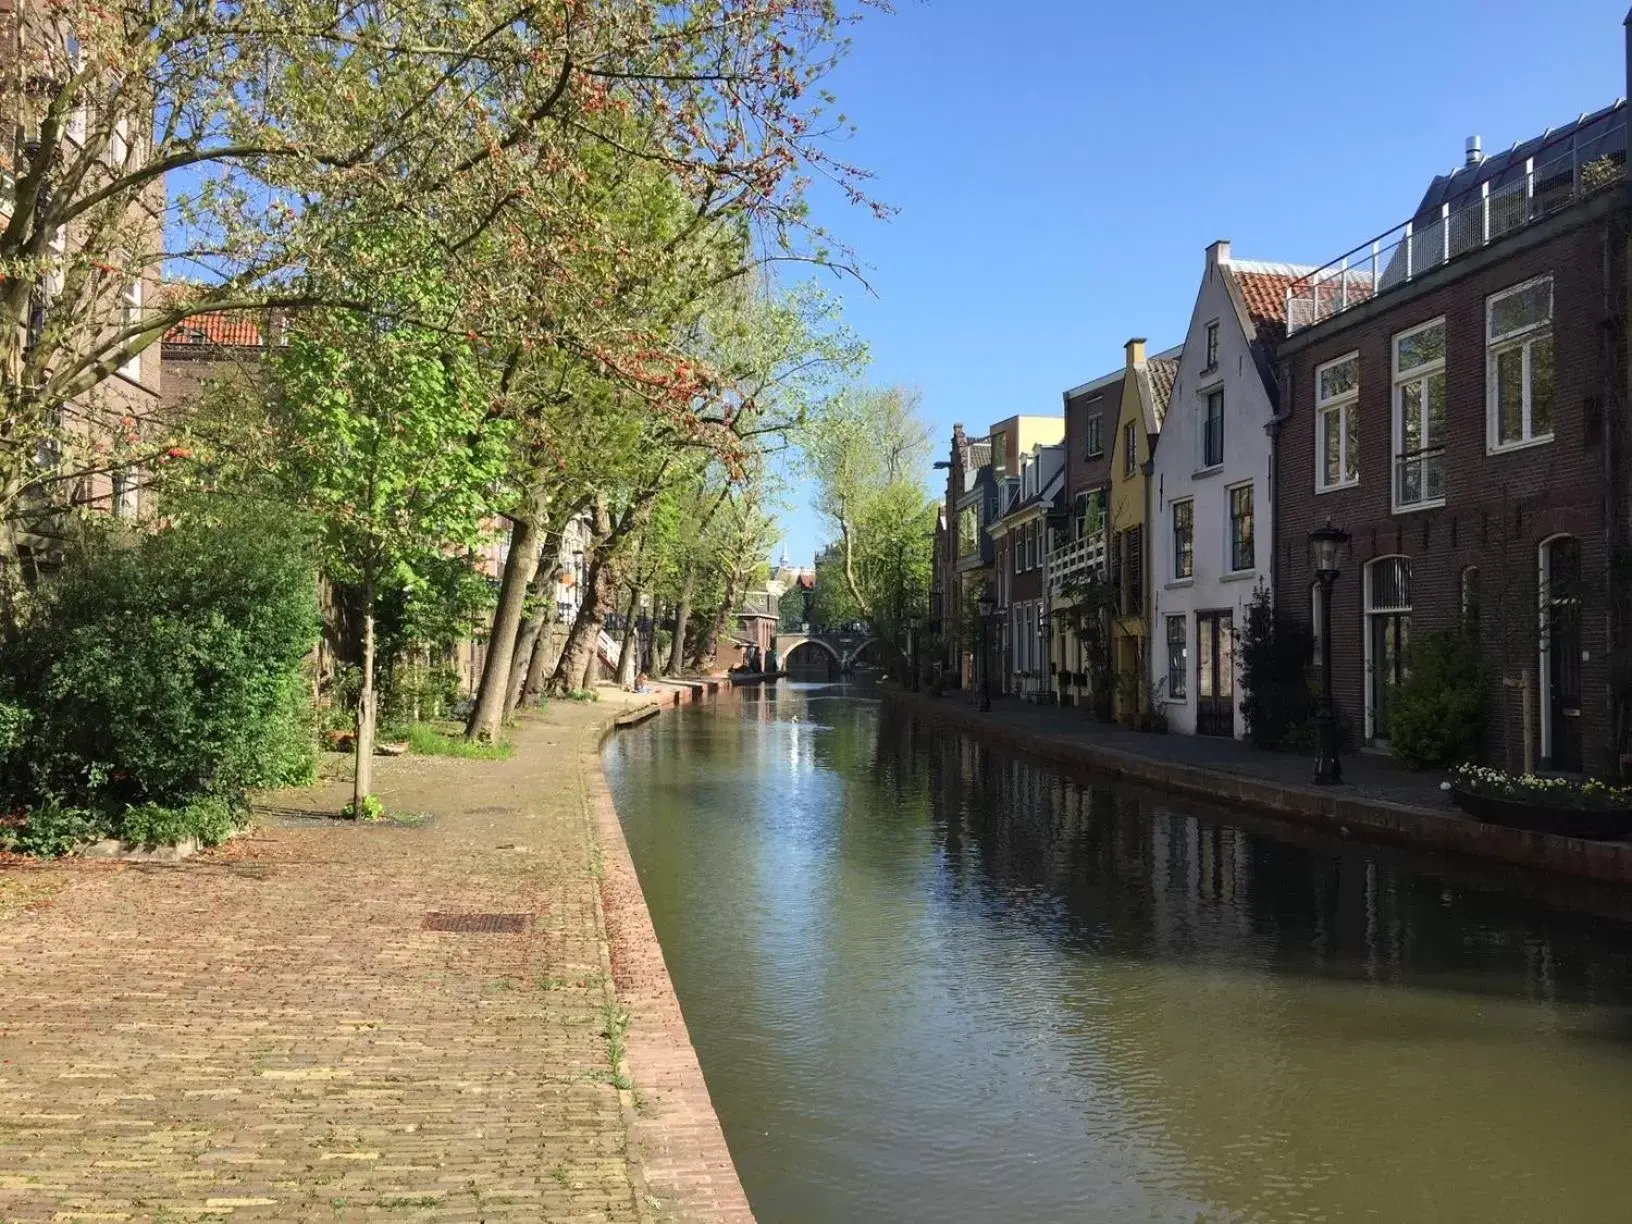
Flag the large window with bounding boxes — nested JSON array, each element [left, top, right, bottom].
[[1316, 352, 1359, 490], [1202, 389, 1224, 468], [1228, 483, 1254, 572], [1086, 413, 1104, 458], [1487, 276, 1554, 450], [1365, 557, 1413, 743], [1123, 421, 1138, 477], [1172, 498, 1193, 579], [1166, 615, 1188, 699], [1393, 318, 1445, 510]]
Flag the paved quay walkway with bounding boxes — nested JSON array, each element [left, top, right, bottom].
[[0, 688, 752, 1224], [889, 686, 1632, 890]]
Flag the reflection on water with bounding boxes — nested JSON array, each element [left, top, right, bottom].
[[603, 682, 1632, 1223]]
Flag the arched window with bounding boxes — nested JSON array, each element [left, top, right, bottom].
[[1364, 557, 1412, 745]]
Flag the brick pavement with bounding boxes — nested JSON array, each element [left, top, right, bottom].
[[0, 692, 751, 1223]]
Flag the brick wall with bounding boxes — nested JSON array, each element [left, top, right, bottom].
[[1276, 197, 1625, 774], [1064, 374, 1121, 505]]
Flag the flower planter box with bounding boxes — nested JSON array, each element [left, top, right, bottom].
[[1449, 785, 1632, 841]]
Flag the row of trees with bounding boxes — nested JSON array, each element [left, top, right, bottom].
[[2, 0, 889, 824]]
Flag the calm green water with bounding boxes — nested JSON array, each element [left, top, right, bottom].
[[603, 683, 1632, 1223]]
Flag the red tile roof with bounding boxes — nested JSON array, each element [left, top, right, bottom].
[[164, 310, 264, 348], [1230, 269, 1302, 348]]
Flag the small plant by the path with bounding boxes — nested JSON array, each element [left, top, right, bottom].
[[600, 1003, 633, 1091], [563, 689, 600, 703], [342, 795, 385, 822], [406, 723, 514, 759], [120, 798, 241, 849], [0, 801, 108, 858]]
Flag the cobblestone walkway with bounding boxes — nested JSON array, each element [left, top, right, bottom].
[[0, 694, 748, 1223]]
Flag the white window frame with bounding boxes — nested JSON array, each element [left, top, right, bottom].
[[1226, 480, 1255, 575], [1315, 351, 1360, 492], [120, 277, 143, 379], [1391, 317, 1446, 513], [1486, 275, 1554, 453], [110, 114, 129, 167], [1166, 614, 1188, 700], [1171, 497, 1193, 581]]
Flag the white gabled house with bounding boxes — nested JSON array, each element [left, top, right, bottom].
[[1150, 240, 1313, 737]]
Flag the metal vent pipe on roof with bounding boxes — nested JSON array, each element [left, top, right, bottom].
[[1465, 135, 1483, 167]]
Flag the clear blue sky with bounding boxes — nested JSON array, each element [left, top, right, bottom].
[[773, 0, 1629, 564]]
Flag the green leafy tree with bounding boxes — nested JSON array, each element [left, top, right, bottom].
[[271, 258, 510, 815]]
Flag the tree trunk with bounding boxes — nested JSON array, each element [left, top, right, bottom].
[[616, 585, 642, 688], [519, 621, 557, 708], [352, 590, 377, 815], [690, 560, 745, 672], [549, 498, 613, 696], [504, 553, 561, 717], [839, 516, 872, 619], [666, 564, 696, 676], [465, 502, 544, 741]]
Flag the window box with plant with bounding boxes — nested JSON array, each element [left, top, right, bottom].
[[1446, 765, 1632, 841]]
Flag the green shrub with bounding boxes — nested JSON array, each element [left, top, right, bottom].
[[3, 502, 320, 813], [406, 723, 513, 759], [0, 800, 110, 858], [1388, 630, 1488, 769], [1237, 584, 1314, 750], [118, 797, 242, 848]]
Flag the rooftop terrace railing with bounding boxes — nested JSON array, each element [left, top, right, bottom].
[[1286, 117, 1627, 335]]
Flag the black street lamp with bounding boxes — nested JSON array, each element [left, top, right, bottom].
[[1310, 520, 1351, 785], [977, 594, 994, 712]]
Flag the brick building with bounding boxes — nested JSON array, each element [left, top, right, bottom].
[[1048, 364, 1122, 708], [1275, 105, 1629, 774], [989, 442, 1062, 698]]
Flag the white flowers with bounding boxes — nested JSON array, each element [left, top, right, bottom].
[[1449, 762, 1632, 806]]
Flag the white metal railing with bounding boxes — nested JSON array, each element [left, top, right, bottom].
[[1046, 534, 1107, 591], [1286, 119, 1626, 334]]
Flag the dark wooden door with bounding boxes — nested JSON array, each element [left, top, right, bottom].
[[1546, 537, 1583, 772], [1196, 611, 1235, 737]]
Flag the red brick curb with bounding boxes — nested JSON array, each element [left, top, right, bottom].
[[585, 697, 756, 1224], [887, 687, 1632, 889]]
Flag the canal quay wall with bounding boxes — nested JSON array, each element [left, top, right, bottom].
[[593, 679, 757, 1224], [885, 687, 1632, 890]]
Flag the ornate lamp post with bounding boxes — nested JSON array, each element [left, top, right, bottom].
[[977, 594, 994, 712], [1310, 521, 1351, 785]]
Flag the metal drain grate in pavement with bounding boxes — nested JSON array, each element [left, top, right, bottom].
[[422, 912, 529, 933]]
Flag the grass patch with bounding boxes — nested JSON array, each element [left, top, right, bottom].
[[600, 1003, 633, 1091], [405, 723, 514, 759]]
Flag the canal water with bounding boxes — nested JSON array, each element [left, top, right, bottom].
[[602, 683, 1632, 1223]]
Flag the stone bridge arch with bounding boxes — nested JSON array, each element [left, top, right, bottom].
[[775, 632, 878, 673]]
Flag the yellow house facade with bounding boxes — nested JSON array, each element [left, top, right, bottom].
[[1107, 338, 1180, 725]]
